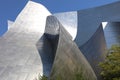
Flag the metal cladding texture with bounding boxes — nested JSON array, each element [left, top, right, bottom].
[[75, 1, 120, 46], [7, 20, 14, 30], [1, 1, 120, 80], [36, 15, 60, 77], [0, 1, 51, 80], [104, 22, 120, 48], [53, 12, 77, 40], [79, 24, 107, 79], [44, 16, 97, 80], [75, 2, 120, 79]]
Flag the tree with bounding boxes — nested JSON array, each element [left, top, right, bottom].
[[99, 45, 120, 80]]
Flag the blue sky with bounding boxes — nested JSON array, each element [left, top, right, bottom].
[[0, 0, 118, 36]]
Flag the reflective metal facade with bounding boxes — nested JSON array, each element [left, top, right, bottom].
[[104, 22, 120, 48], [0, 1, 51, 80], [0, 1, 120, 80], [44, 16, 97, 80], [53, 12, 77, 40], [80, 25, 107, 79], [75, 2, 120, 79]]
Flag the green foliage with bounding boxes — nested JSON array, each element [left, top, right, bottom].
[[38, 70, 85, 80], [99, 45, 120, 80], [75, 72, 85, 80], [39, 75, 48, 80], [74, 68, 85, 80]]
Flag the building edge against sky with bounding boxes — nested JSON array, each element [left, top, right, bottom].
[[0, 0, 118, 36], [0, 0, 120, 80], [0, 1, 51, 80]]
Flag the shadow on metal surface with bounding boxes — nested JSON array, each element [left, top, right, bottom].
[[36, 34, 59, 77], [36, 16, 97, 80], [79, 24, 107, 79]]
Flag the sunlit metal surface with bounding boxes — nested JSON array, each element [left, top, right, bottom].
[[0, 1, 120, 80], [7, 20, 14, 30], [53, 12, 77, 40], [102, 22, 108, 29], [43, 16, 97, 80], [75, 2, 120, 80], [104, 22, 120, 48], [75, 1, 120, 46], [0, 1, 51, 80]]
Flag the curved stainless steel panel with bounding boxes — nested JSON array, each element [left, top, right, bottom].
[[79, 24, 107, 79], [1, 1, 120, 80], [0, 1, 51, 80], [74, 2, 120, 79], [42, 16, 97, 80], [75, 1, 120, 46], [104, 22, 120, 48], [53, 12, 77, 40]]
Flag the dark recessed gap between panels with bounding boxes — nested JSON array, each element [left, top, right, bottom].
[[36, 33, 59, 77]]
